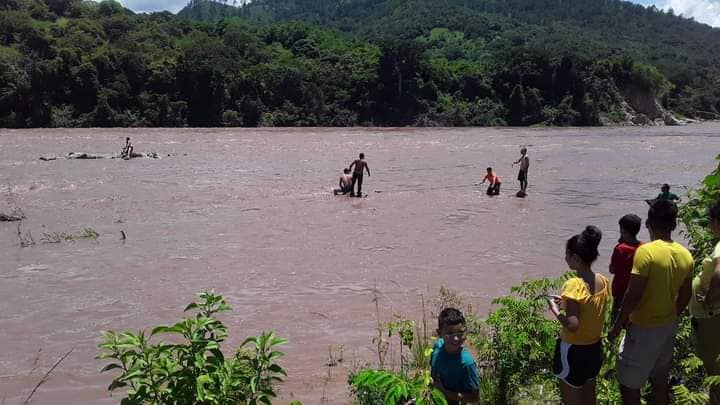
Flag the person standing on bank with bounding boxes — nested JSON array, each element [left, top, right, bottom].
[[689, 199, 720, 404], [547, 226, 609, 405], [608, 199, 694, 405], [348, 153, 370, 197], [430, 308, 480, 405], [609, 214, 643, 322], [513, 147, 529, 194]]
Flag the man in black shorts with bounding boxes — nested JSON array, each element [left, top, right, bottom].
[[348, 153, 371, 197], [513, 147, 529, 194]]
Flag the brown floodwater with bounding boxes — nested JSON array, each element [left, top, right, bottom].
[[1, 125, 719, 404]]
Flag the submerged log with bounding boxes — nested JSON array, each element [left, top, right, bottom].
[[40, 152, 161, 161], [0, 212, 24, 222]]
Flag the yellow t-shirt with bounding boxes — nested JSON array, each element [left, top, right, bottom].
[[690, 241, 720, 318], [630, 240, 694, 327], [559, 274, 610, 345]]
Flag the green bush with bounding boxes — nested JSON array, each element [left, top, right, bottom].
[[351, 348, 447, 405], [679, 154, 720, 266], [97, 291, 288, 405], [670, 153, 720, 403], [471, 276, 567, 404]]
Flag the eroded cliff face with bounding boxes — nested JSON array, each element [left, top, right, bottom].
[[601, 84, 685, 126], [623, 83, 663, 120]]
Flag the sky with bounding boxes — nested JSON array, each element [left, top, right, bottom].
[[635, 0, 720, 26], [117, 0, 720, 27]]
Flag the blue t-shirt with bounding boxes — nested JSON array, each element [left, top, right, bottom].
[[430, 338, 480, 405]]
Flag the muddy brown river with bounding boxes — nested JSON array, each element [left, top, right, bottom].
[[1, 125, 719, 404]]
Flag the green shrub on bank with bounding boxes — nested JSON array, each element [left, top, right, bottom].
[[97, 291, 288, 405], [472, 276, 567, 404], [351, 356, 448, 405], [671, 153, 720, 404], [679, 154, 720, 266]]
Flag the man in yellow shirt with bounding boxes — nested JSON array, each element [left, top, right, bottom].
[[608, 199, 693, 405]]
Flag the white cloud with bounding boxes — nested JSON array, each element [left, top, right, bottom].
[[653, 0, 720, 27]]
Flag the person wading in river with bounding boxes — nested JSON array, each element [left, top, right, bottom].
[[121, 137, 134, 160], [513, 147, 530, 195], [348, 153, 371, 197], [333, 168, 354, 196]]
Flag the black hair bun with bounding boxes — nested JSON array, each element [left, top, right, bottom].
[[581, 225, 602, 247]]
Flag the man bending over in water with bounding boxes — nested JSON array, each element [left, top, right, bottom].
[[480, 167, 501, 196], [334, 168, 354, 195], [348, 153, 371, 197]]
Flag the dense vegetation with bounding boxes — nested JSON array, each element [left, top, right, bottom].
[[1, 0, 719, 127]]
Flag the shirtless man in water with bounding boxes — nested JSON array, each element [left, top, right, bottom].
[[348, 153, 371, 197], [121, 137, 134, 159], [513, 147, 529, 194], [334, 168, 354, 195], [480, 167, 501, 195]]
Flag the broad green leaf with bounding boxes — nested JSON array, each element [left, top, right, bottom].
[[100, 363, 124, 373]]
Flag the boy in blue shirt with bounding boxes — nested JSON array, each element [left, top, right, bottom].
[[431, 308, 480, 404]]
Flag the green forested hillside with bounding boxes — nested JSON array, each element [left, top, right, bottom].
[[177, 0, 238, 21], [1, 0, 718, 128], [183, 0, 720, 80]]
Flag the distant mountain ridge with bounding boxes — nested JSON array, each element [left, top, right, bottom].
[[2, 0, 718, 128], [177, 0, 720, 78]]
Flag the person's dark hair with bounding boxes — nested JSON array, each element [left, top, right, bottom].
[[126, 137, 130, 141], [359, 153, 364, 159], [343, 168, 350, 174], [438, 307, 466, 330], [486, 167, 492, 172], [619, 214, 642, 236], [708, 199, 720, 222], [661, 183, 670, 191], [647, 199, 677, 233], [566, 225, 602, 265]]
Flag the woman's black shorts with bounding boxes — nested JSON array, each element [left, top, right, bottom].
[[552, 338, 603, 388]]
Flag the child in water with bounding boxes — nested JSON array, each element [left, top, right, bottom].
[[333, 168, 353, 195]]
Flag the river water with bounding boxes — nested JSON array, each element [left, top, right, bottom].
[[0, 125, 718, 404]]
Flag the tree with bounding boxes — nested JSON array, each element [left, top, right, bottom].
[[508, 84, 526, 125], [373, 39, 428, 125], [176, 33, 228, 126]]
